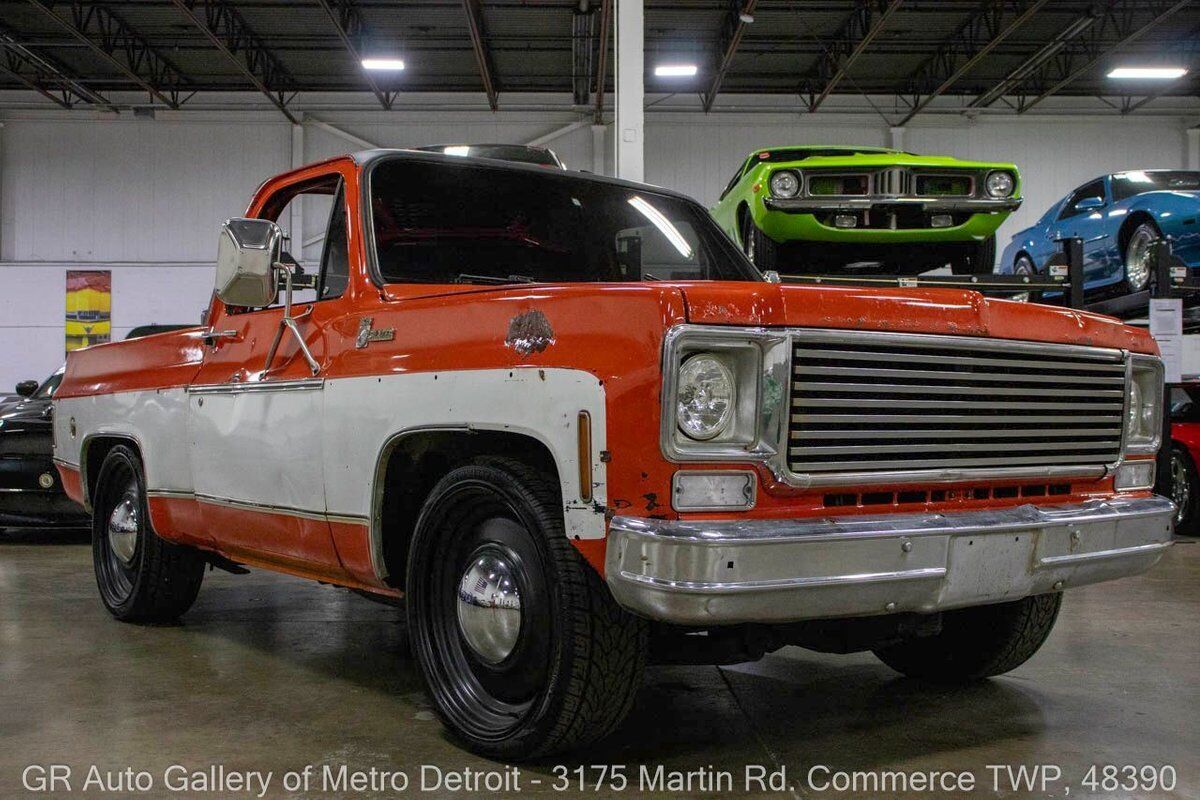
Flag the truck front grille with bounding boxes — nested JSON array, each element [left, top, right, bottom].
[[787, 333, 1127, 476]]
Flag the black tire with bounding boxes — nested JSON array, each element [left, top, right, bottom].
[[1170, 444, 1200, 537], [1010, 252, 1038, 303], [740, 208, 778, 270], [950, 234, 997, 275], [406, 457, 647, 759], [873, 593, 1062, 682], [92, 445, 204, 622]]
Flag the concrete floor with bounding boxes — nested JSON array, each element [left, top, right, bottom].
[[1, 528, 1196, 800]]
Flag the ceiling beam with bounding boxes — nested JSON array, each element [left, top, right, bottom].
[[592, 0, 611, 122], [703, 0, 757, 112], [313, 0, 396, 110], [461, 0, 498, 111], [1012, 0, 1191, 114], [22, 0, 191, 108], [168, 0, 299, 123], [896, 0, 1046, 126], [0, 20, 117, 110], [802, 0, 903, 113]]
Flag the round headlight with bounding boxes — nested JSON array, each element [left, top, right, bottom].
[[1127, 379, 1143, 435], [676, 355, 735, 441], [769, 170, 800, 198], [985, 171, 1015, 198]]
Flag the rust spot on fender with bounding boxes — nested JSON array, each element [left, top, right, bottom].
[[506, 310, 555, 355], [643, 492, 662, 512]]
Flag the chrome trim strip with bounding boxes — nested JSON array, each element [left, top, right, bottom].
[[764, 197, 1020, 213], [615, 566, 948, 595], [147, 489, 368, 526], [1036, 541, 1173, 568], [186, 378, 325, 395], [52, 457, 79, 469]]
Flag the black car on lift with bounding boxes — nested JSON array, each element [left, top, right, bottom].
[[0, 368, 88, 528]]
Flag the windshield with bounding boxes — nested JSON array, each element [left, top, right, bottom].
[[34, 369, 64, 399], [369, 158, 758, 285], [1112, 170, 1200, 201]]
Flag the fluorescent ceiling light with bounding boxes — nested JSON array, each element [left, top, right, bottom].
[[1107, 67, 1187, 80], [654, 64, 697, 77], [442, 146, 471, 157], [362, 58, 406, 71]]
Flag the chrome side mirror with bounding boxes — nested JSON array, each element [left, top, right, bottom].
[[762, 270, 782, 284], [215, 218, 283, 307]]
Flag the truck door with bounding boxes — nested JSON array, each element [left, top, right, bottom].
[[186, 175, 352, 578]]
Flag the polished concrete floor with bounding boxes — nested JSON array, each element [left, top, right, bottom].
[[1, 528, 1196, 799]]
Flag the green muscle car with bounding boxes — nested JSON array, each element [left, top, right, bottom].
[[711, 145, 1021, 275]]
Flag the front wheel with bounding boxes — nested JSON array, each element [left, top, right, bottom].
[[740, 211, 778, 270], [406, 458, 647, 759], [873, 593, 1062, 681], [1124, 221, 1160, 293], [92, 445, 204, 622], [1170, 444, 1199, 536]]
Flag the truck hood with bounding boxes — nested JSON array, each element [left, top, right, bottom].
[[680, 282, 1157, 354]]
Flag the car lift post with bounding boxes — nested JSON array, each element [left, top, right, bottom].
[[1151, 240, 1177, 503], [1063, 237, 1085, 310]]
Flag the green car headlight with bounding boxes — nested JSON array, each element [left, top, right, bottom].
[[769, 170, 801, 198], [985, 170, 1015, 198]]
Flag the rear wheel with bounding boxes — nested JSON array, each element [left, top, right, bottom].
[[950, 234, 996, 275], [92, 445, 204, 622], [406, 458, 647, 759], [740, 209, 778, 270], [873, 593, 1062, 681], [1124, 221, 1160, 293]]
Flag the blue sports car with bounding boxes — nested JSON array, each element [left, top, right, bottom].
[[999, 170, 1200, 296]]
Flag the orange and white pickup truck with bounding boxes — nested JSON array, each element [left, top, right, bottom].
[[53, 149, 1173, 759]]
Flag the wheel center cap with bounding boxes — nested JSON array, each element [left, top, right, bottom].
[[107, 494, 140, 565], [456, 549, 522, 665]]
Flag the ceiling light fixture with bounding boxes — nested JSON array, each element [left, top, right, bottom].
[[655, 64, 698, 77], [1107, 66, 1187, 79], [362, 58, 406, 71]]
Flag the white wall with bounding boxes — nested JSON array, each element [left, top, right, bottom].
[[0, 107, 1192, 389]]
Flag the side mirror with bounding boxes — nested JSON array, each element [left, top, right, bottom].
[[762, 270, 782, 284], [1075, 196, 1104, 211], [215, 218, 283, 307], [15, 380, 38, 398]]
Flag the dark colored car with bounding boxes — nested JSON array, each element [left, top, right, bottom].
[[0, 368, 88, 528], [413, 143, 565, 169]]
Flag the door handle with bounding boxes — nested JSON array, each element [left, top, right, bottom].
[[202, 328, 240, 347]]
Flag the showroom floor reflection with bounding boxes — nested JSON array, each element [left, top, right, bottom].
[[1, 531, 1196, 799]]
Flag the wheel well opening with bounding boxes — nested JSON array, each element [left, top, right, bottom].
[[377, 429, 558, 589], [1118, 211, 1157, 253], [84, 436, 139, 509]]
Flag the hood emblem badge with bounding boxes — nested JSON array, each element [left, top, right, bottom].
[[356, 317, 395, 349]]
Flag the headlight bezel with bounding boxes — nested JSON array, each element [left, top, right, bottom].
[[769, 169, 802, 198], [984, 170, 1015, 198], [1122, 354, 1164, 457], [660, 326, 789, 463]]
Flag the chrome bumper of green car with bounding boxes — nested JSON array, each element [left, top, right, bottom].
[[764, 196, 1021, 213], [755, 203, 1012, 244]]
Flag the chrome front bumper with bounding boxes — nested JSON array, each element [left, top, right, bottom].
[[763, 196, 1021, 213], [604, 497, 1174, 625]]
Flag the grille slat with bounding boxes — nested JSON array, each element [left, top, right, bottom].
[[788, 334, 1125, 476]]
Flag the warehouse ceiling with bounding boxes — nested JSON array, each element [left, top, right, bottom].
[[1, 0, 1198, 121]]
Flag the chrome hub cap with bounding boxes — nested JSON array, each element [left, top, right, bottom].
[[456, 549, 522, 664], [1172, 453, 1190, 525], [107, 490, 140, 565], [1126, 228, 1156, 291]]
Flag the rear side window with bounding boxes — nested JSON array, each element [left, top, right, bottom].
[[368, 159, 755, 285]]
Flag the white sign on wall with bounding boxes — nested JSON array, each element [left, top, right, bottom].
[[1149, 297, 1183, 384]]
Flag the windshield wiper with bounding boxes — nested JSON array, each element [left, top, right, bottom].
[[455, 273, 538, 285]]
